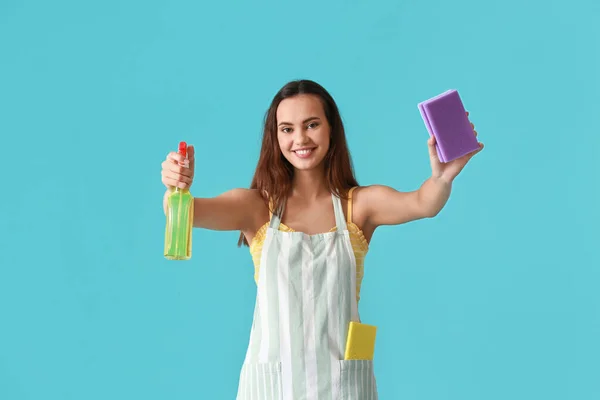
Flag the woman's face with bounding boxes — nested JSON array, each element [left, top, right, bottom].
[[276, 94, 331, 172]]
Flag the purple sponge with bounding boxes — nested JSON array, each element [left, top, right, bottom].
[[418, 89, 480, 163]]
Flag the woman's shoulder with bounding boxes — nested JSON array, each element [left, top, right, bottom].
[[345, 185, 381, 203], [223, 188, 264, 201], [349, 184, 397, 200], [345, 184, 397, 222], [218, 188, 267, 216]]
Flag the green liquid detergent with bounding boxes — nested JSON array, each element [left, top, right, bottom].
[[164, 141, 194, 260]]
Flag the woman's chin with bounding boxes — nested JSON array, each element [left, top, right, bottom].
[[291, 161, 325, 172]]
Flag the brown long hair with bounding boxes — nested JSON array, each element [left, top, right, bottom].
[[238, 79, 359, 247]]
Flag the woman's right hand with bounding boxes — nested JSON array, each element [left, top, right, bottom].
[[161, 145, 195, 190]]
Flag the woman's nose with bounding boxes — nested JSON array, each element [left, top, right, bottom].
[[294, 129, 309, 144]]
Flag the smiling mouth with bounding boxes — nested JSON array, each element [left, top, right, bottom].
[[292, 148, 316, 158]]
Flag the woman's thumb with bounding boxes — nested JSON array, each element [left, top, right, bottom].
[[427, 136, 438, 160]]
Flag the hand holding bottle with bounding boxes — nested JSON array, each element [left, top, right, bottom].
[[163, 142, 195, 260], [161, 144, 195, 190]]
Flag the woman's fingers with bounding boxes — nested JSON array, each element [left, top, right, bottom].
[[167, 151, 186, 164], [161, 170, 192, 189], [161, 151, 195, 190], [162, 159, 193, 177]]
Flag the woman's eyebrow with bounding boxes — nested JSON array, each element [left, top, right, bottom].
[[278, 117, 320, 126]]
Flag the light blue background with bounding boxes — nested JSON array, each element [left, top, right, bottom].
[[1, 0, 598, 398]]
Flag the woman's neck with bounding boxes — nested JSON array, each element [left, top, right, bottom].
[[291, 168, 329, 201]]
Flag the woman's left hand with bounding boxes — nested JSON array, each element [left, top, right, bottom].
[[428, 111, 484, 183]]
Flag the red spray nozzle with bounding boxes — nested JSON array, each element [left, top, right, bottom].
[[178, 141, 187, 157]]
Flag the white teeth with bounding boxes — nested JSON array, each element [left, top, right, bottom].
[[295, 149, 312, 155]]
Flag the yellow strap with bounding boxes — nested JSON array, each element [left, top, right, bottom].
[[347, 186, 358, 224]]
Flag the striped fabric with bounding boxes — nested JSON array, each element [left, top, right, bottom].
[[237, 362, 282, 399], [249, 187, 369, 302], [237, 193, 378, 400]]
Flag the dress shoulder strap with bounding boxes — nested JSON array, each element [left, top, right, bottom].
[[347, 186, 358, 224]]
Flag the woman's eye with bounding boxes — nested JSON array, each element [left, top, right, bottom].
[[308, 122, 319, 129], [282, 127, 292, 133]]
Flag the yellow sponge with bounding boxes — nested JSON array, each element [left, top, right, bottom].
[[344, 321, 377, 360]]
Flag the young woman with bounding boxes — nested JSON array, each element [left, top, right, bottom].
[[160, 80, 483, 399]]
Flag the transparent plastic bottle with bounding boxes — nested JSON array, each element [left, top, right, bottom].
[[164, 141, 194, 260]]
